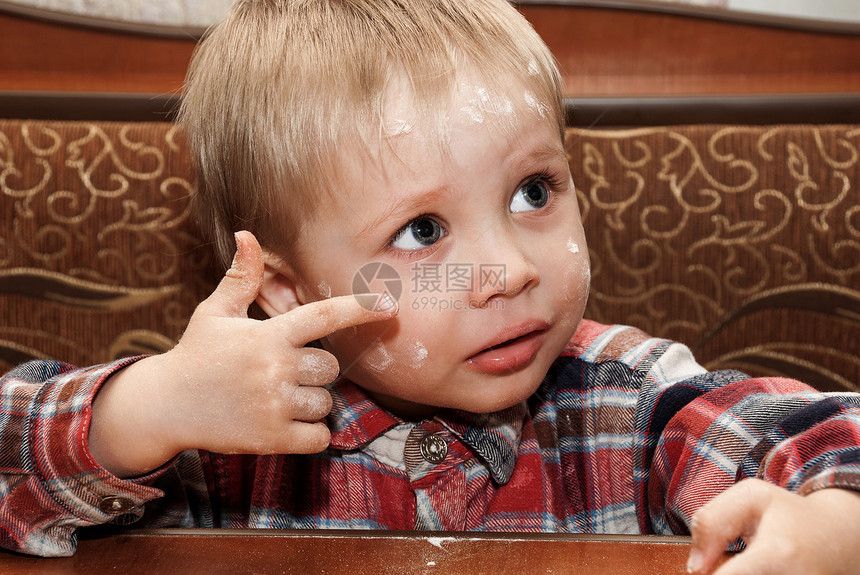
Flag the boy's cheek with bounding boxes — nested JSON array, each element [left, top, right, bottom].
[[564, 249, 591, 303], [548, 232, 590, 331], [325, 305, 447, 373]]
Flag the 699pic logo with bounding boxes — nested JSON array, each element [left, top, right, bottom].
[[352, 261, 508, 312], [352, 262, 403, 311]]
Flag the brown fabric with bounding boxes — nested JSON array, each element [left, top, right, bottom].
[[1, 120, 858, 393], [568, 125, 860, 392], [0, 120, 218, 372]]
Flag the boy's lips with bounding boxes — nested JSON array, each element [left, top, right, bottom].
[[466, 320, 550, 374]]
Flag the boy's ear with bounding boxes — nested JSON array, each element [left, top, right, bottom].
[[257, 251, 305, 317]]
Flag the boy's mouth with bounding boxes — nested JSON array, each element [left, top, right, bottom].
[[466, 321, 549, 374]]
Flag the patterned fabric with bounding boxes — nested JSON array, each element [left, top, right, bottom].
[[0, 120, 216, 374], [2, 320, 859, 557], [3, 121, 860, 391], [566, 125, 860, 394]]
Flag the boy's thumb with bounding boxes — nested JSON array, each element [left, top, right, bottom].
[[206, 231, 265, 318]]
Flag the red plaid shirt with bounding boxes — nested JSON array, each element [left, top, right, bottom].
[[2, 320, 860, 556]]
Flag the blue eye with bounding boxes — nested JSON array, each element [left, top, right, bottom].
[[390, 217, 445, 250], [510, 180, 550, 213]]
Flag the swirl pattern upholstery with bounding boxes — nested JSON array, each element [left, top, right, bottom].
[[567, 125, 860, 393], [0, 120, 217, 372], [1, 120, 858, 393]]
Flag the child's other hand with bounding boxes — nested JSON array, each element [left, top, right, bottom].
[[90, 231, 397, 477], [687, 478, 860, 574]]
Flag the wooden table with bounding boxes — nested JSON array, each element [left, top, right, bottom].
[[0, 530, 692, 574]]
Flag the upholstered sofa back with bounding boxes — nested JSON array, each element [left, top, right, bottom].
[[0, 121, 215, 370], [567, 125, 860, 393], [2, 120, 859, 393]]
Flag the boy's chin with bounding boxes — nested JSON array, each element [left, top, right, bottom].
[[436, 377, 546, 416], [457, 387, 540, 415], [367, 383, 539, 421]]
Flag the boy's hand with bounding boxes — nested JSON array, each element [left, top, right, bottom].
[[687, 478, 860, 574], [89, 231, 397, 478]]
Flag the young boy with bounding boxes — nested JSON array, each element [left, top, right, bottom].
[[2, 0, 859, 572]]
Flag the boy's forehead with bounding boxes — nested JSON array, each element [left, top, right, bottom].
[[379, 68, 558, 144], [330, 79, 563, 204], [302, 68, 563, 226]]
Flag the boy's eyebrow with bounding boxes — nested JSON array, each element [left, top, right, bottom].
[[508, 141, 568, 175], [355, 185, 451, 241], [355, 140, 567, 241]]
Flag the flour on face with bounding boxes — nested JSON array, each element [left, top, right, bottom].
[[317, 280, 332, 299], [458, 83, 515, 125], [365, 342, 394, 372], [524, 90, 550, 119], [409, 340, 428, 368]]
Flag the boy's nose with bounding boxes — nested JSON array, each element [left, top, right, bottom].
[[466, 234, 539, 307]]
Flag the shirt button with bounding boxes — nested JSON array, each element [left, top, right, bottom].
[[420, 434, 448, 464], [98, 495, 134, 515]]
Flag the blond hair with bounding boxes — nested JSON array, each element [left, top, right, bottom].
[[179, 0, 564, 269]]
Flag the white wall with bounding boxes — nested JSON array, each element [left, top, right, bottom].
[[0, 0, 236, 27], [727, 0, 860, 23]]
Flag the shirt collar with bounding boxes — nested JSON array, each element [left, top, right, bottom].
[[327, 379, 402, 448], [327, 379, 527, 485]]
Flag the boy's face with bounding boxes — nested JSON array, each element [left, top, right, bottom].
[[284, 73, 589, 418]]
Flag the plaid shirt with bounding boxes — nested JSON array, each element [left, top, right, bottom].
[[2, 320, 860, 556]]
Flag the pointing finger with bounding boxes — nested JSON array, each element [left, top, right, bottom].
[[277, 293, 398, 347]]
